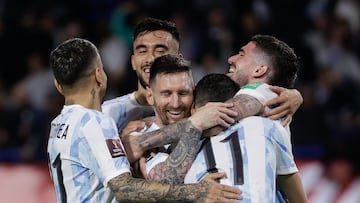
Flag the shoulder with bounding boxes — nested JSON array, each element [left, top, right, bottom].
[[102, 92, 135, 108], [236, 82, 277, 104]]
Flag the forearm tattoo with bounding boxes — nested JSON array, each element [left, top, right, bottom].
[[231, 94, 264, 121], [147, 122, 202, 184], [109, 173, 211, 202], [136, 120, 201, 152]]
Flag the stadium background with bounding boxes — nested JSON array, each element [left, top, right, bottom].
[[0, 0, 359, 202]]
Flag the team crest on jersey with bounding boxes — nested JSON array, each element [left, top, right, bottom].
[[106, 139, 126, 158]]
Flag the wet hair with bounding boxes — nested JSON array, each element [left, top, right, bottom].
[[251, 34, 301, 88], [194, 73, 240, 107], [149, 54, 191, 86], [133, 17, 180, 43], [50, 38, 97, 86]]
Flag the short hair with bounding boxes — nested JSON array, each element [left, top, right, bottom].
[[251, 34, 301, 88], [50, 38, 97, 86], [133, 17, 180, 43], [149, 54, 191, 87], [194, 73, 240, 108]]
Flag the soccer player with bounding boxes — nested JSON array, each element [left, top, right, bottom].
[[47, 37, 242, 202], [102, 17, 303, 137], [184, 35, 309, 202]]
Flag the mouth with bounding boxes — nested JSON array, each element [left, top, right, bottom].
[[228, 65, 235, 74], [166, 110, 184, 121]]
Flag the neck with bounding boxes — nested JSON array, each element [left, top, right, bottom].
[[135, 84, 149, 105], [64, 92, 102, 111]]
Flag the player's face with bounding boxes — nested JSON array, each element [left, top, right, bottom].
[[131, 30, 180, 88], [147, 72, 194, 127], [227, 41, 258, 87]]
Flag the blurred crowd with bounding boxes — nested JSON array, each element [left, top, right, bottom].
[[0, 0, 359, 178]]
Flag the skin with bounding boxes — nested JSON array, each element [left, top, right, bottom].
[[122, 39, 304, 198], [147, 71, 194, 127], [277, 173, 309, 203], [227, 41, 303, 125], [131, 30, 181, 105], [54, 42, 242, 202], [227, 40, 308, 202]]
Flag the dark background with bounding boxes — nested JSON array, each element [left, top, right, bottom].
[[0, 0, 359, 192]]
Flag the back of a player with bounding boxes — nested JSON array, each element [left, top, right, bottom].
[[184, 116, 297, 203], [47, 105, 130, 203]]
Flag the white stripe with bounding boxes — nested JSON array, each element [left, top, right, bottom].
[[243, 117, 266, 203]]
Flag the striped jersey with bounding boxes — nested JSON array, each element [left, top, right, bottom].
[[47, 105, 131, 203], [184, 116, 298, 203], [101, 92, 154, 133]]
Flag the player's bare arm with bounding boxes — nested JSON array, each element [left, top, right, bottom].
[[229, 93, 264, 121], [122, 102, 237, 162], [147, 119, 202, 184], [108, 172, 242, 202], [277, 173, 308, 203]]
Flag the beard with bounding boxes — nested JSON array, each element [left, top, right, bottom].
[[136, 71, 149, 89]]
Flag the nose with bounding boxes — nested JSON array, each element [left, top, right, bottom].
[[169, 94, 181, 108], [144, 51, 156, 64], [228, 55, 235, 64]]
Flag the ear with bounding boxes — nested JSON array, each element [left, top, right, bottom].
[[253, 64, 268, 78], [146, 86, 154, 106], [94, 67, 105, 87], [54, 79, 64, 95], [190, 102, 196, 115], [131, 55, 136, 71]]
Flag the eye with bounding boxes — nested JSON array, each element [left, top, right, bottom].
[[179, 91, 191, 96], [160, 92, 171, 97]]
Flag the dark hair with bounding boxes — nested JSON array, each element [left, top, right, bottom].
[[251, 34, 301, 88], [50, 38, 97, 86], [149, 54, 191, 86], [133, 17, 180, 43], [194, 73, 240, 107]]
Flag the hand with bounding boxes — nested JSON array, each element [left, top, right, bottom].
[[120, 120, 146, 138], [197, 172, 242, 203], [189, 102, 238, 131], [263, 86, 303, 126]]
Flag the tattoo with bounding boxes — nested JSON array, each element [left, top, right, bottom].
[[230, 94, 264, 121], [138, 120, 200, 152], [91, 88, 96, 99], [148, 122, 202, 184], [109, 172, 211, 202]]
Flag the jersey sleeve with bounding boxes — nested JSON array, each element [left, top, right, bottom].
[[271, 122, 298, 175], [80, 113, 131, 186], [236, 82, 278, 112]]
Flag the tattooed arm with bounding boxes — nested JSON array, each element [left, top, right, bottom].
[[229, 93, 264, 121], [108, 172, 242, 202], [122, 102, 237, 162], [147, 117, 203, 184]]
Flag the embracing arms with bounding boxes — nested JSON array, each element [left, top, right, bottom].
[[108, 172, 242, 202]]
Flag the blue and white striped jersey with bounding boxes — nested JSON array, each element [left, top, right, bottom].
[[184, 116, 298, 203], [47, 105, 131, 203], [102, 92, 154, 133]]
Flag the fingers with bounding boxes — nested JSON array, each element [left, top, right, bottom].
[[204, 172, 227, 180], [190, 102, 237, 131], [281, 114, 292, 126], [268, 85, 286, 95], [207, 182, 242, 203], [201, 172, 242, 202], [121, 120, 146, 137]]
